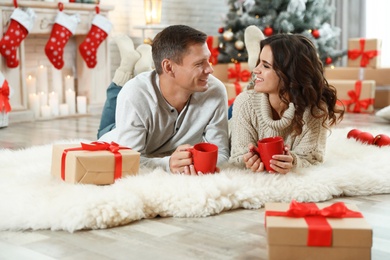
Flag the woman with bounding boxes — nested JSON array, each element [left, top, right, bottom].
[[229, 33, 344, 174]]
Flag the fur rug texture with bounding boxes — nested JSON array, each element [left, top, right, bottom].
[[1, 127, 390, 233]]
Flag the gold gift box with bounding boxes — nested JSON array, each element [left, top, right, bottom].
[[51, 144, 140, 185], [265, 202, 372, 260], [347, 38, 381, 68]]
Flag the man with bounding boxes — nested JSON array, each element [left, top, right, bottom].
[[98, 25, 229, 175]]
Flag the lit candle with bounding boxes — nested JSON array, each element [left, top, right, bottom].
[[40, 105, 51, 118], [76, 96, 87, 114], [28, 93, 40, 118], [64, 75, 74, 91], [37, 65, 48, 93], [51, 68, 63, 103], [59, 103, 69, 116], [65, 88, 76, 114], [49, 91, 59, 116], [26, 75, 36, 94], [39, 91, 48, 106]]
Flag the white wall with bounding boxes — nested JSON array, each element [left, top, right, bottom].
[[365, 0, 389, 67]]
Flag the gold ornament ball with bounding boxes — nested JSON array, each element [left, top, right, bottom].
[[234, 40, 245, 50], [223, 31, 234, 41], [143, 37, 153, 45]]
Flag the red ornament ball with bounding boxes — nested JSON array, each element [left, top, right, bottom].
[[325, 57, 332, 65], [356, 132, 375, 145], [374, 134, 390, 147], [312, 29, 320, 39], [264, 27, 273, 36], [347, 129, 362, 139], [218, 27, 225, 34]]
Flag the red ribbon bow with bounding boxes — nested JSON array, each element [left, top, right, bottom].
[[266, 200, 363, 247], [206, 36, 219, 65], [228, 63, 251, 82], [348, 38, 379, 67], [61, 141, 131, 182], [0, 79, 11, 113], [337, 80, 374, 113], [228, 82, 242, 106]]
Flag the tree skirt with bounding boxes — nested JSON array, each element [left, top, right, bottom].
[[1, 127, 390, 232]]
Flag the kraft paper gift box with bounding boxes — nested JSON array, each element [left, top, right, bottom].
[[328, 80, 375, 113], [0, 110, 8, 128], [265, 201, 372, 260], [325, 67, 390, 86], [51, 143, 140, 185], [227, 62, 251, 83], [347, 38, 381, 68], [212, 63, 229, 82]]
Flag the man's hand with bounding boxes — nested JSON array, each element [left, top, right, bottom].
[[169, 144, 194, 174]]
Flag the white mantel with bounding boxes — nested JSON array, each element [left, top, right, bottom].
[[0, 1, 114, 123]]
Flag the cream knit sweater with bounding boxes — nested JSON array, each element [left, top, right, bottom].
[[229, 90, 329, 171]]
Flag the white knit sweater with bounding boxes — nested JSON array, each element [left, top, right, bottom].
[[229, 90, 329, 171]]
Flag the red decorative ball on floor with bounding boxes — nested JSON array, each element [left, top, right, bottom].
[[312, 29, 320, 39], [347, 129, 362, 139], [356, 132, 375, 145], [374, 134, 390, 147], [264, 27, 273, 36]]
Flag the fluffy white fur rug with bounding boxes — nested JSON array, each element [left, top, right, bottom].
[[1, 127, 390, 232]]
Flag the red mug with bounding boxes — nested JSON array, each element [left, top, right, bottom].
[[255, 136, 284, 172], [189, 143, 218, 174]]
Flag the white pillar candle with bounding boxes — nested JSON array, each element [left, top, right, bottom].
[[76, 95, 87, 114], [64, 75, 74, 91], [41, 105, 51, 118], [26, 75, 36, 94], [49, 91, 59, 116], [28, 93, 40, 118], [65, 88, 76, 114], [51, 68, 63, 103], [37, 65, 48, 93], [39, 91, 48, 106], [59, 103, 69, 116]]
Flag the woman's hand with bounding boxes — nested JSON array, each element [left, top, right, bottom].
[[243, 143, 265, 172], [269, 146, 294, 174]]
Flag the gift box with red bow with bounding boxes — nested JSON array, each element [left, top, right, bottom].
[[328, 79, 375, 113], [51, 142, 140, 185], [347, 38, 381, 68], [265, 201, 372, 260]]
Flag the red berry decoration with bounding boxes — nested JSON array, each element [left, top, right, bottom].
[[312, 29, 320, 39], [373, 134, 390, 147], [347, 129, 362, 139], [218, 27, 224, 34], [264, 27, 273, 36], [325, 57, 332, 65], [356, 132, 375, 145]]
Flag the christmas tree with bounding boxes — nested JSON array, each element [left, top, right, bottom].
[[217, 0, 346, 66]]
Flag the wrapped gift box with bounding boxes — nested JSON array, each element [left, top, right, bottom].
[[207, 36, 220, 66], [212, 62, 251, 83], [224, 81, 249, 100], [51, 143, 140, 185], [347, 38, 381, 68], [212, 63, 229, 82], [328, 80, 375, 113], [265, 202, 372, 260]]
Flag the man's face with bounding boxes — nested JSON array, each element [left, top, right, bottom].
[[171, 43, 214, 94]]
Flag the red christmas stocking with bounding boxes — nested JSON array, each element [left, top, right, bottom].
[[0, 8, 35, 68], [79, 14, 112, 68], [45, 12, 80, 69]]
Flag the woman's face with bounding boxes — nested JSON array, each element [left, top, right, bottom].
[[252, 45, 281, 95]]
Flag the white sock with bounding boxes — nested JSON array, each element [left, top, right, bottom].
[[112, 34, 141, 86], [245, 25, 265, 71], [134, 44, 154, 75]]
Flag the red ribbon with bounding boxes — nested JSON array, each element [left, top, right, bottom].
[[61, 141, 131, 181], [265, 200, 363, 247], [348, 38, 379, 67], [337, 80, 374, 113], [206, 36, 219, 65], [227, 82, 242, 106], [228, 63, 251, 82], [0, 79, 11, 113]]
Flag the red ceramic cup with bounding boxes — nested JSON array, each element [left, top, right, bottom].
[[190, 143, 218, 174], [256, 136, 284, 172]]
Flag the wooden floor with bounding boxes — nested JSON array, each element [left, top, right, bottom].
[[1, 113, 390, 260]]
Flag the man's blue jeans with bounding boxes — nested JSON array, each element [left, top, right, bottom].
[[97, 82, 121, 139]]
